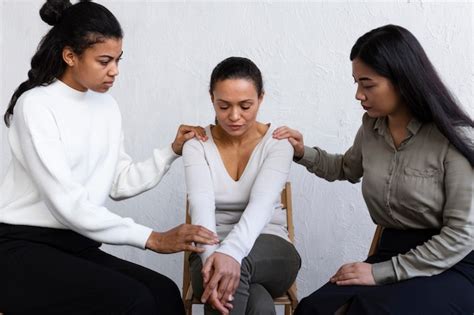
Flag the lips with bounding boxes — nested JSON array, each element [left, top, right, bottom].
[[228, 125, 243, 130], [361, 104, 371, 110]]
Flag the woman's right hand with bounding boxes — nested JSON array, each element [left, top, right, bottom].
[[272, 126, 305, 159], [145, 224, 219, 254]]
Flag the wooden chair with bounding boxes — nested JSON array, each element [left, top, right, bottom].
[[368, 225, 384, 256], [182, 182, 298, 315]]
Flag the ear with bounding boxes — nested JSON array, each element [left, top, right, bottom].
[[258, 91, 265, 104], [62, 46, 77, 67]]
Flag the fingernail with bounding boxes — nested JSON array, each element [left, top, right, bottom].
[[228, 295, 234, 301]]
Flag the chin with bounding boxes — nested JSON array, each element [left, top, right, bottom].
[[365, 111, 382, 118], [92, 87, 110, 93]]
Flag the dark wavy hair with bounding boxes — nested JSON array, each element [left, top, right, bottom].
[[209, 57, 264, 97], [4, 0, 123, 127], [350, 24, 473, 165]]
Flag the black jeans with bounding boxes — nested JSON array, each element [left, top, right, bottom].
[[0, 224, 185, 315]]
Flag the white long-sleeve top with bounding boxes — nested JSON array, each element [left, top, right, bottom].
[[0, 80, 179, 249], [183, 125, 294, 264]]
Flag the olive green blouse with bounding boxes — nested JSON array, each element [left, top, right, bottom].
[[297, 113, 473, 284]]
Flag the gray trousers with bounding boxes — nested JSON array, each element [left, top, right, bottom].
[[189, 234, 301, 315]]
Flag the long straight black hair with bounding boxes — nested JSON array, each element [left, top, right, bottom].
[[4, 0, 123, 127], [350, 24, 473, 165]]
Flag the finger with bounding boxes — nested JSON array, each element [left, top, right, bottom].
[[217, 276, 230, 300], [336, 278, 362, 286], [183, 244, 205, 253], [188, 224, 219, 238], [185, 226, 219, 243], [223, 276, 237, 302], [182, 130, 195, 141], [288, 137, 299, 146], [186, 234, 219, 245], [332, 272, 357, 282], [194, 126, 207, 138], [202, 257, 214, 284], [272, 129, 292, 139], [209, 294, 229, 315], [202, 273, 222, 302], [272, 126, 289, 134]]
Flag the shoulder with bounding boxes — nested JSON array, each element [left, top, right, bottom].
[[264, 125, 294, 154], [456, 125, 474, 150], [15, 87, 54, 122]]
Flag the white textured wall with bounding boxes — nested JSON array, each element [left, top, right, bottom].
[[1, 1, 472, 313]]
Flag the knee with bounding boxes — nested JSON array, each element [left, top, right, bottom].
[[295, 296, 320, 315], [113, 281, 156, 315], [149, 274, 184, 312]]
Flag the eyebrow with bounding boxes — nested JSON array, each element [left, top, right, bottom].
[[352, 75, 373, 82], [98, 51, 124, 59], [216, 99, 253, 104]]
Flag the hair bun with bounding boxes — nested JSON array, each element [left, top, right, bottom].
[[39, 0, 72, 26]]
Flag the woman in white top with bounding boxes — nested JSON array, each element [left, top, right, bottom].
[[183, 57, 301, 315], [0, 1, 218, 314]]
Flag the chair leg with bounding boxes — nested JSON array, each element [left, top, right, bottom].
[[185, 303, 192, 315], [285, 304, 292, 315]]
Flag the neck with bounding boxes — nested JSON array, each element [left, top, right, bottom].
[[59, 71, 87, 92], [387, 105, 412, 131]]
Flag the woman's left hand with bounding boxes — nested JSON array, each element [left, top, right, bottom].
[[172, 124, 208, 155], [201, 252, 240, 307], [330, 262, 376, 286]]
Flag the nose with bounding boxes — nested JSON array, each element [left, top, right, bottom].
[[229, 107, 240, 121], [108, 62, 119, 77], [355, 85, 366, 101]]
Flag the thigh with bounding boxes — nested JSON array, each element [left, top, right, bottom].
[[0, 239, 153, 315], [79, 247, 185, 315], [246, 234, 301, 297], [295, 282, 366, 315], [348, 269, 474, 314]]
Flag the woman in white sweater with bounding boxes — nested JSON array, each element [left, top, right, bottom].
[[183, 57, 301, 315], [0, 1, 218, 314]]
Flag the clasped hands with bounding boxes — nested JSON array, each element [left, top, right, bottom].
[[200, 252, 241, 315]]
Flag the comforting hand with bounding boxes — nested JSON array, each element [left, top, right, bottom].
[[330, 262, 376, 286], [145, 224, 219, 254], [272, 126, 305, 159], [201, 252, 240, 310], [172, 124, 208, 155]]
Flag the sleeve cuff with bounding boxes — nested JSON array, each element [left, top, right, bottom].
[[128, 224, 154, 249], [372, 259, 398, 284], [199, 244, 219, 264], [295, 146, 320, 168], [155, 144, 180, 165], [215, 244, 244, 265]]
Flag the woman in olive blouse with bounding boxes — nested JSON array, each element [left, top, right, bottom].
[[274, 24, 473, 314]]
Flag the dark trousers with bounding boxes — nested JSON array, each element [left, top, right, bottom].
[[296, 228, 474, 315], [0, 224, 185, 315]]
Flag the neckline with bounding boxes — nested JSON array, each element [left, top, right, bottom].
[[50, 79, 89, 101], [206, 124, 272, 183]]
